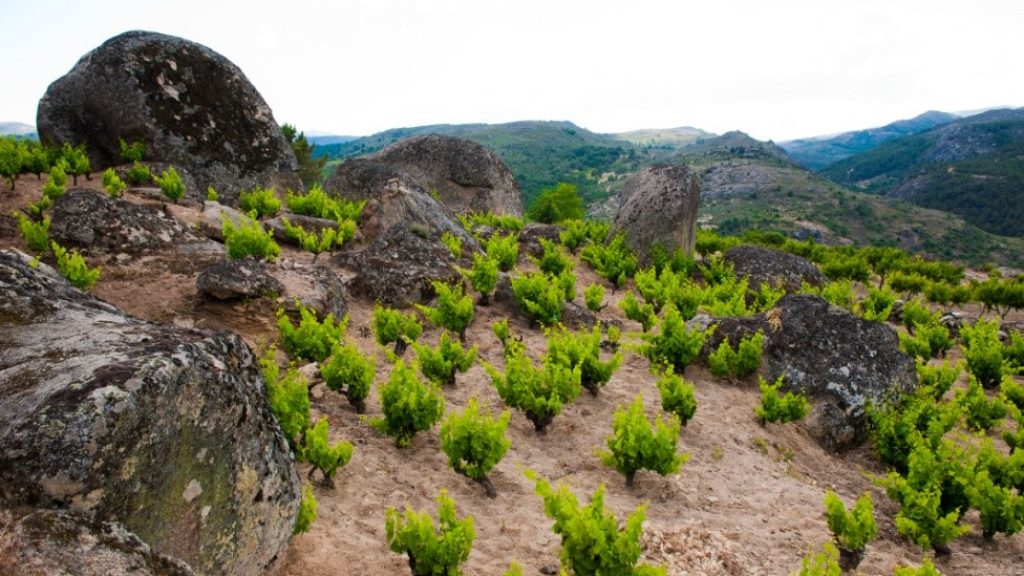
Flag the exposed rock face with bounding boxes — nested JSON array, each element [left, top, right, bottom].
[[0, 250, 300, 575], [707, 294, 916, 451], [196, 258, 282, 301], [610, 164, 700, 262], [358, 178, 480, 250], [273, 264, 349, 319], [0, 509, 196, 576], [37, 30, 300, 205], [50, 188, 211, 254], [323, 158, 419, 203], [337, 224, 462, 306], [519, 223, 563, 258], [198, 200, 246, 241], [723, 244, 827, 292]]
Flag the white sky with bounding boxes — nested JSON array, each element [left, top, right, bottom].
[[1, 0, 1021, 141]]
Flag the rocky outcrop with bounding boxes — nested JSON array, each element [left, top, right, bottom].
[[519, 223, 563, 258], [610, 164, 701, 262], [37, 30, 300, 205], [196, 258, 282, 301], [336, 224, 462, 306], [0, 250, 300, 575], [723, 244, 827, 292], [0, 509, 195, 576], [358, 178, 480, 250], [706, 294, 916, 451], [273, 264, 349, 319], [198, 200, 246, 241], [50, 188, 212, 254], [323, 158, 419, 203]]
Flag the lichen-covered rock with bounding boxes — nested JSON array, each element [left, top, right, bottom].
[[196, 258, 281, 301], [369, 134, 522, 216], [50, 188, 213, 254], [0, 509, 195, 576], [519, 223, 563, 258], [336, 224, 462, 306], [0, 249, 300, 576], [197, 200, 246, 241], [37, 30, 300, 205], [706, 294, 916, 451], [723, 244, 827, 292], [272, 263, 349, 319], [322, 158, 419, 203], [610, 164, 700, 262], [358, 178, 480, 252]]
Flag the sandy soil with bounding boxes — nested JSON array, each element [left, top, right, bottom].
[[3, 177, 1023, 576]]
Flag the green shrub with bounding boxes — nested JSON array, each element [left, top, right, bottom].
[[300, 417, 353, 486], [154, 166, 184, 203], [102, 168, 126, 199], [888, 481, 970, 554], [222, 214, 280, 260], [526, 182, 584, 223], [412, 331, 478, 387], [0, 137, 24, 189], [14, 212, 49, 254], [581, 234, 638, 288], [385, 489, 475, 576], [51, 241, 100, 289], [822, 254, 870, 283], [900, 330, 934, 361], [650, 244, 696, 276], [261, 353, 310, 449], [528, 473, 666, 576], [459, 253, 499, 305], [546, 324, 622, 396], [756, 375, 810, 425], [901, 299, 939, 332], [599, 395, 687, 486], [559, 219, 589, 253], [1005, 331, 1024, 372], [1003, 375, 1024, 413], [890, 272, 930, 296], [276, 303, 347, 362], [916, 359, 960, 401], [511, 271, 564, 326], [321, 341, 375, 413], [239, 186, 281, 218], [119, 138, 145, 162], [955, 376, 1007, 432], [484, 345, 581, 433], [485, 233, 519, 272], [286, 185, 365, 222], [698, 253, 735, 286], [206, 186, 218, 202], [823, 490, 877, 569], [966, 469, 1024, 539], [639, 304, 711, 372], [621, 291, 656, 332], [457, 211, 524, 234], [708, 330, 764, 380], [817, 280, 856, 311], [859, 285, 897, 322], [282, 218, 341, 261], [894, 558, 943, 576], [974, 277, 1024, 318], [370, 359, 445, 447], [867, 394, 960, 475], [752, 281, 786, 313], [656, 369, 697, 426], [584, 282, 605, 312], [293, 484, 318, 535], [125, 161, 151, 186], [534, 238, 574, 277], [439, 398, 511, 498], [441, 231, 462, 259], [961, 319, 1006, 389], [373, 304, 423, 356], [416, 281, 475, 341], [695, 229, 740, 257], [42, 163, 66, 200], [795, 542, 841, 576], [24, 196, 51, 220]]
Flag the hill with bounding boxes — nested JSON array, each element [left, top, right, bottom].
[[614, 126, 714, 148], [0, 121, 38, 139], [778, 110, 957, 170], [821, 108, 1024, 236]]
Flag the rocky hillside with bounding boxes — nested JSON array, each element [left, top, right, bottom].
[[820, 108, 1024, 236]]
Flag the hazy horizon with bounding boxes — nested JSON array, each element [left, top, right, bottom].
[[2, 0, 1021, 141]]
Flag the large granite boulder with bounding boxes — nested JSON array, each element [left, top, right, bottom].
[[196, 258, 282, 301], [323, 157, 419, 203], [0, 250, 300, 575], [37, 30, 300, 205], [0, 509, 195, 576], [358, 178, 480, 250], [610, 164, 700, 262], [706, 294, 916, 451], [723, 244, 827, 292]]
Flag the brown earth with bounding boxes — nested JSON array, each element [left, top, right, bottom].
[[2, 176, 1022, 576]]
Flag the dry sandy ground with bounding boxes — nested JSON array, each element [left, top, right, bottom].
[[3, 177, 1024, 576]]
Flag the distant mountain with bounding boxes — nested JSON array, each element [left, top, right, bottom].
[[308, 134, 359, 146], [0, 122, 37, 138], [821, 108, 1024, 236], [614, 126, 714, 148], [779, 111, 957, 170]]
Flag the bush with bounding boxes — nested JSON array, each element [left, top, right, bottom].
[[698, 253, 735, 286], [370, 359, 445, 447], [385, 489, 475, 576], [894, 558, 943, 576], [650, 244, 696, 276], [1003, 374, 1024, 413], [821, 254, 870, 283], [966, 469, 1024, 539], [528, 473, 666, 575], [818, 280, 856, 311], [440, 231, 462, 259], [961, 319, 1006, 389], [412, 331, 478, 387], [584, 282, 605, 312], [222, 214, 280, 260], [154, 166, 184, 203], [286, 185, 365, 222], [102, 168, 126, 199], [955, 376, 1007, 432], [526, 182, 584, 223], [42, 163, 66, 200], [282, 218, 341, 261], [485, 233, 519, 272], [239, 186, 281, 218], [621, 292, 656, 332], [795, 542, 841, 576], [321, 341, 375, 413], [581, 234, 638, 288], [457, 211, 525, 234], [51, 241, 100, 289], [24, 196, 51, 220], [373, 304, 423, 356], [656, 369, 697, 426], [206, 186, 219, 202], [756, 375, 810, 425], [261, 353, 310, 449], [300, 417, 353, 487], [867, 394, 960, 474], [859, 285, 897, 322], [14, 212, 49, 254], [546, 324, 622, 396], [901, 299, 939, 332], [293, 484, 318, 535], [484, 345, 581, 433], [459, 253, 498, 305], [974, 277, 1024, 318], [708, 330, 764, 380], [534, 238, 574, 277], [599, 395, 687, 486], [122, 161, 151, 186], [416, 281, 475, 341], [823, 490, 877, 570], [916, 359, 960, 401], [439, 398, 511, 498], [277, 303, 347, 362], [639, 304, 710, 372], [119, 138, 145, 162], [511, 271, 564, 326]]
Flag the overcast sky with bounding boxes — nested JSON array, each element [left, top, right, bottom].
[[1, 0, 1021, 141]]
